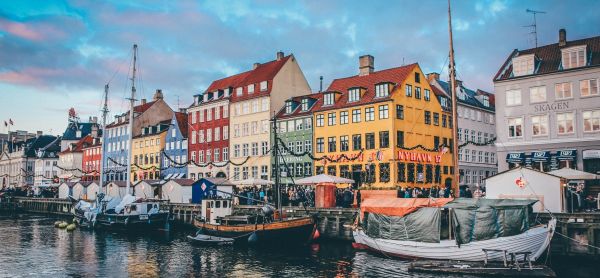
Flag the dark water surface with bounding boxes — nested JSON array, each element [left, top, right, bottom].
[[0, 215, 595, 277]]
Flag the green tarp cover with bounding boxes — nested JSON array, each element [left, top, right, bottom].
[[448, 198, 534, 245], [365, 207, 441, 243]]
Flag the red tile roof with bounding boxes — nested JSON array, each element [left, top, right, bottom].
[[205, 55, 291, 103], [59, 135, 94, 155], [494, 35, 600, 81], [174, 112, 188, 138], [317, 63, 417, 111], [275, 92, 324, 120], [106, 100, 158, 128]]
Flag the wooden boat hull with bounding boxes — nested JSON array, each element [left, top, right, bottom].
[[93, 212, 170, 231], [194, 216, 316, 245], [353, 219, 556, 262]]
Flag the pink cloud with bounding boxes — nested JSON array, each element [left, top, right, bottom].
[[0, 19, 44, 41]]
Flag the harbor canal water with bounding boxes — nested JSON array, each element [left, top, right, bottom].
[[0, 214, 597, 277]]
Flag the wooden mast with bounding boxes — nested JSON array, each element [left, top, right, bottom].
[[99, 84, 109, 190], [125, 44, 137, 196], [448, 0, 460, 193], [272, 115, 283, 219]]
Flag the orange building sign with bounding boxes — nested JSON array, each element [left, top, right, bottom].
[[396, 151, 443, 164]]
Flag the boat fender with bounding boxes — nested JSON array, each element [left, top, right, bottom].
[[54, 221, 62, 227], [313, 229, 320, 240], [248, 232, 258, 243], [66, 223, 77, 231]]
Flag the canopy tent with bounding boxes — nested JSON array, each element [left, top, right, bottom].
[[549, 168, 598, 180], [295, 174, 355, 185], [360, 198, 453, 218], [234, 178, 274, 187]]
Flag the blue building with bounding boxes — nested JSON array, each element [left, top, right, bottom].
[[162, 112, 188, 179]]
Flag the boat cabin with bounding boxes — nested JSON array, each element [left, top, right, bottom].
[[201, 199, 233, 224]]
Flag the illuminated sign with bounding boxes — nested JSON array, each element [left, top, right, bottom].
[[396, 151, 442, 164]]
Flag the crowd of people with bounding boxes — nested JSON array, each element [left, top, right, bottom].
[[233, 185, 316, 208]]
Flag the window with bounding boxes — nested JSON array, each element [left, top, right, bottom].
[[262, 98, 269, 111], [352, 109, 361, 123], [233, 145, 240, 158], [252, 100, 259, 113], [304, 118, 312, 129], [415, 87, 421, 99], [561, 46, 586, 69], [296, 119, 303, 131], [242, 103, 249, 114], [252, 142, 258, 156], [206, 129, 212, 142], [583, 110, 600, 132], [365, 133, 375, 149], [340, 111, 348, 125], [396, 131, 404, 147], [324, 93, 335, 106], [557, 112, 575, 134], [348, 88, 360, 102], [378, 105, 389, 119], [191, 131, 197, 144], [214, 127, 220, 141], [328, 137, 336, 152], [223, 126, 229, 140], [580, 79, 599, 97], [261, 165, 268, 180], [285, 101, 293, 114], [531, 115, 548, 136], [242, 143, 249, 157], [512, 55, 535, 76], [555, 82, 572, 99], [305, 140, 312, 153], [365, 107, 375, 121], [405, 84, 412, 97], [380, 163, 390, 182], [223, 147, 229, 161], [253, 121, 260, 134], [508, 117, 523, 138], [301, 98, 309, 111], [340, 136, 349, 151], [191, 112, 197, 124], [260, 81, 268, 91], [316, 138, 324, 153], [223, 105, 229, 118], [327, 113, 336, 126], [352, 134, 362, 150], [247, 84, 254, 94], [207, 108, 213, 121], [296, 141, 303, 153], [529, 86, 546, 103], [433, 113, 439, 126], [482, 95, 489, 107], [261, 141, 268, 155], [424, 111, 431, 125], [215, 106, 221, 120], [414, 72, 420, 83], [424, 89, 430, 101], [379, 131, 389, 148], [506, 90, 522, 106], [316, 114, 324, 127], [214, 148, 220, 162], [236, 87, 243, 96], [396, 105, 404, 119], [375, 83, 389, 98]]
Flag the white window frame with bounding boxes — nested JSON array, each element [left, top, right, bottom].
[[508, 117, 524, 138], [512, 54, 535, 77], [324, 93, 335, 106], [529, 86, 546, 103], [260, 81, 268, 91], [348, 88, 360, 102], [557, 112, 575, 135], [375, 83, 389, 98], [583, 110, 600, 133], [506, 89, 521, 106], [247, 84, 254, 94], [580, 79, 599, 97], [561, 45, 586, 70], [531, 114, 549, 136], [555, 82, 572, 100]]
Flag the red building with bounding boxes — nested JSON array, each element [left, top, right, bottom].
[[81, 137, 102, 182], [187, 87, 231, 180]]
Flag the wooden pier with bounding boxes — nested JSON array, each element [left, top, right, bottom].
[[1, 197, 599, 258]]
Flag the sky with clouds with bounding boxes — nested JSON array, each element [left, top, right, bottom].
[[1, 0, 599, 135]]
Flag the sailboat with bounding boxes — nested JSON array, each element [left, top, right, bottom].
[[193, 117, 317, 244], [73, 44, 170, 230]]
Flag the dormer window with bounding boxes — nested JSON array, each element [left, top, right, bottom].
[[224, 88, 230, 97], [415, 72, 421, 83], [301, 98, 309, 111], [561, 45, 586, 69], [512, 54, 535, 77], [348, 88, 360, 102], [375, 83, 390, 98], [482, 95, 489, 107], [285, 101, 293, 114], [247, 84, 255, 94], [324, 93, 335, 106], [260, 81, 268, 91], [236, 87, 243, 96]]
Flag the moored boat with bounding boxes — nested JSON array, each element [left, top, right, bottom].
[[353, 198, 556, 262]]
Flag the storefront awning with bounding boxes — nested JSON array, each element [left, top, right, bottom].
[[164, 173, 174, 180], [506, 152, 525, 163], [531, 151, 551, 162], [555, 149, 577, 161]]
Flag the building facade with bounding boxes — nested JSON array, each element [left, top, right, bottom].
[[493, 29, 600, 185], [162, 112, 188, 179], [33, 138, 61, 186], [227, 52, 312, 182], [1, 135, 60, 188], [313, 55, 456, 190], [81, 139, 102, 182], [428, 74, 498, 188], [187, 91, 230, 180], [103, 90, 173, 183], [131, 121, 169, 182], [273, 93, 322, 185], [58, 135, 95, 181]]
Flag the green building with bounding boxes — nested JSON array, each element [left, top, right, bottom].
[[273, 93, 323, 186]]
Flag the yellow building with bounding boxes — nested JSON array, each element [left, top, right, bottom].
[[131, 121, 169, 182], [313, 55, 455, 191]]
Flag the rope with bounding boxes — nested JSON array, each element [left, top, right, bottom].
[[554, 230, 600, 251]]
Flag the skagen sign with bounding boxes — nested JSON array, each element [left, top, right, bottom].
[[534, 101, 570, 113]]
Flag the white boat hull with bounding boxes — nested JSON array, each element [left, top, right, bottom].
[[353, 219, 556, 262]]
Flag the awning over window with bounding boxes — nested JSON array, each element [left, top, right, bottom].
[[506, 152, 525, 163], [531, 151, 551, 162], [555, 149, 577, 161]]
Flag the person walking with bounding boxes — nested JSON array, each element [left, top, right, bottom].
[[356, 189, 362, 208]]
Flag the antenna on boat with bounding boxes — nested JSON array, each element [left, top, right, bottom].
[[125, 44, 138, 196], [100, 83, 109, 192], [448, 0, 460, 194]]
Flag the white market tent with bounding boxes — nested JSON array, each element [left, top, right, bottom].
[[295, 174, 355, 185], [58, 182, 76, 199], [234, 178, 274, 187], [484, 167, 564, 213], [134, 180, 158, 199], [549, 168, 598, 180], [161, 179, 194, 203]]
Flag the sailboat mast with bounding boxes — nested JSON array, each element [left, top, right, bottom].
[[99, 83, 109, 190], [448, 0, 460, 193], [126, 44, 138, 195], [272, 116, 282, 218]]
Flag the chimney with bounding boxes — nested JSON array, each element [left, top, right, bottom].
[[179, 108, 186, 113], [36, 131, 42, 138], [319, 76, 323, 92], [276, 51, 284, 61], [153, 89, 164, 100], [559, 28, 567, 47], [91, 125, 98, 138], [359, 55, 374, 76], [427, 72, 440, 82], [253, 62, 260, 70], [141, 98, 147, 105]]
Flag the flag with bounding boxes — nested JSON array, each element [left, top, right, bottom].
[[8, 119, 13, 125]]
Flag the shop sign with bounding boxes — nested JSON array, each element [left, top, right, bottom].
[[506, 152, 525, 163], [397, 151, 442, 164], [531, 151, 550, 162], [533, 101, 570, 113], [555, 149, 577, 161]]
